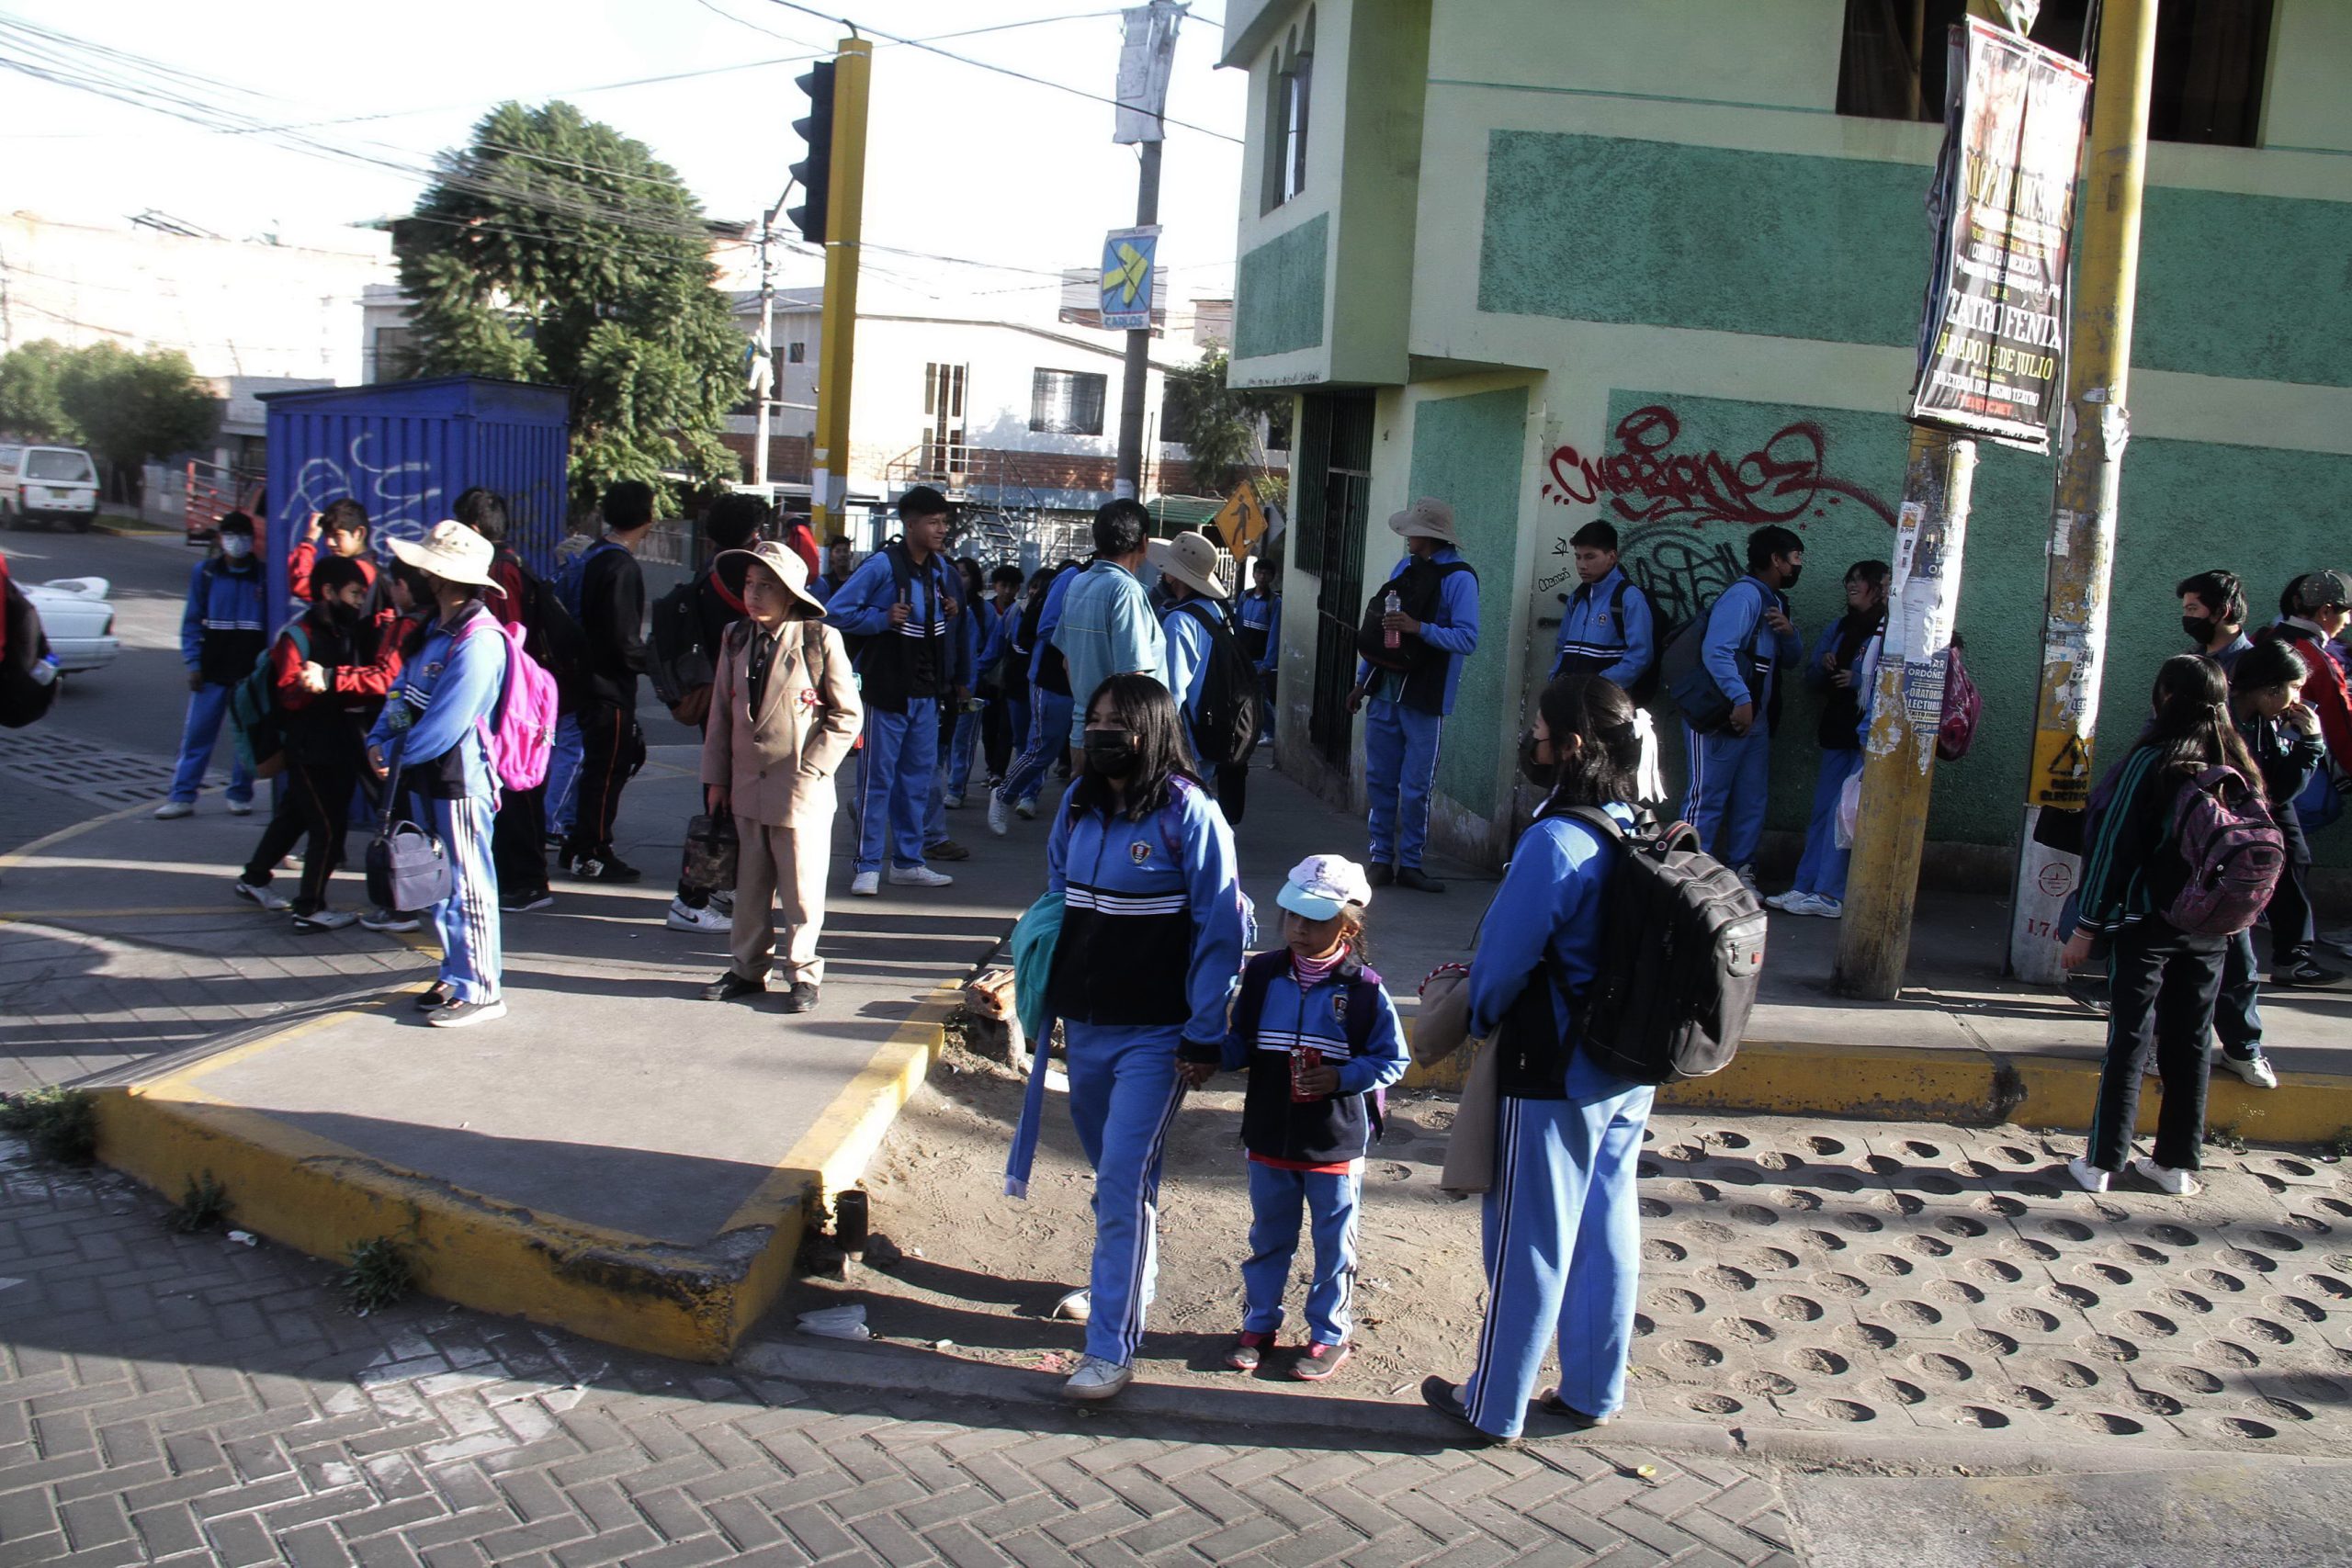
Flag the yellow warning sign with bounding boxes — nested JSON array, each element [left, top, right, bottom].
[[1212, 485, 1268, 558]]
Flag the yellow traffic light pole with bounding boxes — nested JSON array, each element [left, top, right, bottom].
[[810, 38, 871, 545]]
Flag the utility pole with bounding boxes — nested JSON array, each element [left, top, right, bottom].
[[752, 197, 781, 492], [2008, 0, 2161, 984], [1112, 139, 1162, 502], [808, 37, 872, 546]]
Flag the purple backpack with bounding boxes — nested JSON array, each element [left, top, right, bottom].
[[2165, 764, 2285, 937]]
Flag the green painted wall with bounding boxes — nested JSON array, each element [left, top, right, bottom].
[[1234, 213, 1329, 359], [1479, 131, 2352, 388], [1578, 389, 2352, 862], [1407, 385, 1530, 812]]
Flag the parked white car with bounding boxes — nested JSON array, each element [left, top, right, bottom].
[[0, 446, 101, 531], [23, 576, 120, 673]]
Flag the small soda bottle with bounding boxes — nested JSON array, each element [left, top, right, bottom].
[[1383, 590, 1403, 650], [1291, 1043, 1317, 1102]]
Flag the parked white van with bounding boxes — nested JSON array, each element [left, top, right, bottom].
[[0, 446, 101, 531]]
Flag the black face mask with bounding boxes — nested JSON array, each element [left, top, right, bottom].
[[1518, 731, 1555, 787], [1084, 729, 1139, 778], [1781, 565, 1803, 591], [2183, 615, 2217, 647], [324, 600, 362, 631]]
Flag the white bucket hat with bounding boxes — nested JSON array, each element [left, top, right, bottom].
[[1388, 496, 1459, 547], [390, 520, 506, 595], [1147, 528, 1232, 601], [715, 539, 829, 615]]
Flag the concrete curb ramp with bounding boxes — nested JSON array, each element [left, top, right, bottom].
[[87, 986, 960, 1364]]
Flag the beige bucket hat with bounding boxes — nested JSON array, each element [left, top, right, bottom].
[[1147, 528, 1232, 601], [390, 520, 507, 595], [1388, 496, 1459, 547], [715, 539, 829, 615]]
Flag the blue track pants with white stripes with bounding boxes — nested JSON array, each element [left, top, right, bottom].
[[1240, 1160, 1361, 1346], [1460, 1077, 1655, 1438], [998, 689, 1073, 808], [1682, 720, 1772, 868], [1063, 1021, 1186, 1368], [424, 795, 502, 1004]]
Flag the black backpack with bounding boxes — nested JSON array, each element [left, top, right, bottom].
[[0, 576, 56, 729], [1494, 808, 1765, 1094], [1355, 558, 1474, 675], [645, 576, 715, 708], [1174, 599, 1263, 769]]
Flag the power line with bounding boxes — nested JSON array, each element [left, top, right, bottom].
[[758, 0, 1243, 143]]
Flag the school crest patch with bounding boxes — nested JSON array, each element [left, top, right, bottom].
[[1331, 989, 1349, 1022], [1130, 841, 1152, 863]]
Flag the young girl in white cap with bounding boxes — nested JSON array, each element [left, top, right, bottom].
[[1183, 853, 1406, 1381]]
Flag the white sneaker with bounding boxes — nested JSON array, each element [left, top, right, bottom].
[[153, 800, 194, 820], [665, 897, 730, 933], [987, 792, 1012, 837], [2131, 1156, 2201, 1197], [1811, 896, 1844, 919], [1734, 863, 1760, 895], [1062, 1354, 1132, 1402], [1051, 1288, 1091, 1323], [2066, 1155, 2110, 1193], [225, 798, 254, 817], [359, 908, 420, 933], [1763, 890, 1806, 913], [291, 908, 358, 933], [850, 872, 880, 897], [888, 864, 954, 888], [1016, 797, 1037, 820], [233, 879, 290, 912], [2219, 1051, 2279, 1089], [944, 793, 964, 810]]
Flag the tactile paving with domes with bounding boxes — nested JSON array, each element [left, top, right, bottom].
[[1620, 1115, 2352, 1454]]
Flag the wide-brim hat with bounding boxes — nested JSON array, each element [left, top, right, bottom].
[[1147, 528, 1231, 601], [1388, 496, 1458, 547], [390, 520, 505, 595], [716, 539, 828, 615]]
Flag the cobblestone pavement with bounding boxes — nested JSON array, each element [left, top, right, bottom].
[[0, 1148, 1801, 1568]]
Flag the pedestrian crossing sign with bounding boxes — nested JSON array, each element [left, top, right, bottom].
[[1213, 484, 1268, 558], [1101, 226, 1159, 331]]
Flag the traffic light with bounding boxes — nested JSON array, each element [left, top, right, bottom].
[[787, 60, 836, 243]]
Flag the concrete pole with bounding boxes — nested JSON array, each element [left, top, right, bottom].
[[1113, 139, 1162, 502], [809, 38, 872, 546], [1836, 426, 1978, 999], [2007, 0, 2161, 984]]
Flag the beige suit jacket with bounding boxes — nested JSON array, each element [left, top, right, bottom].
[[700, 616, 863, 825]]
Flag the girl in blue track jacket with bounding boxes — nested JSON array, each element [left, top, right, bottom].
[[1046, 673, 1246, 1403], [1192, 853, 1405, 1382], [366, 524, 512, 1030], [1422, 674, 1656, 1445]]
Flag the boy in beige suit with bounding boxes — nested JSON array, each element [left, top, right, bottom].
[[699, 542, 863, 1013]]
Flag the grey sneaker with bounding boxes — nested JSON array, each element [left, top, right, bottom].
[[427, 997, 507, 1030], [291, 908, 358, 933], [233, 879, 290, 912], [360, 908, 421, 932], [1062, 1354, 1132, 1402], [153, 800, 194, 820]]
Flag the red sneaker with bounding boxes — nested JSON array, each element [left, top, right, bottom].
[[1224, 1331, 1274, 1371], [1292, 1339, 1351, 1381]]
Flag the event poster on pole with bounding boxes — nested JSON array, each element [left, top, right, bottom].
[[1907, 17, 2091, 453]]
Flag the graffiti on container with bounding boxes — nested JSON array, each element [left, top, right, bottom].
[[1542, 405, 1896, 531], [280, 433, 443, 549]]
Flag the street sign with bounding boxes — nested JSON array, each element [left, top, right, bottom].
[[1211, 483, 1267, 557], [1101, 226, 1159, 331]]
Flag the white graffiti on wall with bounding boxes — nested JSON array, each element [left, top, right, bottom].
[[279, 432, 443, 549]]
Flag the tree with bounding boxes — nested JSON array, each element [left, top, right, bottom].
[[1161, 347, 1288, 498], [0, 341, 80, 445], [393, 101, 743, 510]]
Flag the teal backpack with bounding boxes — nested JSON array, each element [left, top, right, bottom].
[[229, 622, 308, 774]]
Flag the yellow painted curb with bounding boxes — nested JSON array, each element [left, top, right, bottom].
[[90, 986, 963, 1363]]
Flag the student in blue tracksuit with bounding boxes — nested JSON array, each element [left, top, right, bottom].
[[365, 523, 512, 1030], [1053, 501, 1170, 750], [1422, 673, 1656, 1445], [1189, 853, 1405, 1382], [825, 487, 960, 896], [989, 558, 1084, 832], [1348, 498, 1480, 893], [921, 557, 984, 857], [978, 565, 1030, 788], [1151, 527, 1250, 819], [157, 511, 266, 818], [1237, 558, 1280, 746], [1550, 521, 1656, 689], [1768, 559, 1887, 920], [1682, 525, 1804, 886], [1046, 672, 1246, 1402]]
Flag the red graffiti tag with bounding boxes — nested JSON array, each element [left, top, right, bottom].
[[1543, 405, 1896, 529]]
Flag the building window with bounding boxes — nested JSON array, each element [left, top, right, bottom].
[[1030, 369, 1107, 436], [368, 325, 420, 384], [1833, 0, 2272, 148], [1261, 9, 1315, 213], [786, 341, 807, 364]]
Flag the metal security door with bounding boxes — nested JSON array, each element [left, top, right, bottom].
[[1297, 393, 1374, 766]]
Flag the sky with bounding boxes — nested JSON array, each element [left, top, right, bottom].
[[0, 0, 1248, 323]]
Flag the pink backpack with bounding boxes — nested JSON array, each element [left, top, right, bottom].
[[2165, 764, 2286, 937], [458, 615, 558, 791], [1937, 644, 1982, 762]]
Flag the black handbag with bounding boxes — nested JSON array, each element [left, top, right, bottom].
[[365, 730, 454, 913]]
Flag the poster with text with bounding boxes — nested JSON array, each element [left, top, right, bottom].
[[1908, 17, 2091, 453]]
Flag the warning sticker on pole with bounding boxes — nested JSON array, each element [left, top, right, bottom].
[[1907, 17, 2090, 453]]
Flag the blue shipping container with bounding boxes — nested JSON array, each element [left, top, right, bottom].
[[260, 376, 571, 630]]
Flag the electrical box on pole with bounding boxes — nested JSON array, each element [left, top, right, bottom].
[[788, 62, 835, 244]]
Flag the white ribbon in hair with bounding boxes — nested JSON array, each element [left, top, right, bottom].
[[1632, 708, 1669, 806]]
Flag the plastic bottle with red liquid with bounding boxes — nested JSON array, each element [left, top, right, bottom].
[[1383, 590, 1402, 650]]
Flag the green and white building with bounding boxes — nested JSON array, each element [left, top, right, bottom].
[[1218, 0, 2351, 874]]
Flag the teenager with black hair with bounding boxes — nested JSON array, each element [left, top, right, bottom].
[[1422, 674, 1655, 1445], [1682, 525, 1803, 889], [2177, 569, 2251, 674], [158, 511, 265, 818], [288, 499, 377, 607], [1768, 559, 1888, 919], [2064, 654, 2267, 1196], [561, 479, 657, 882]]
